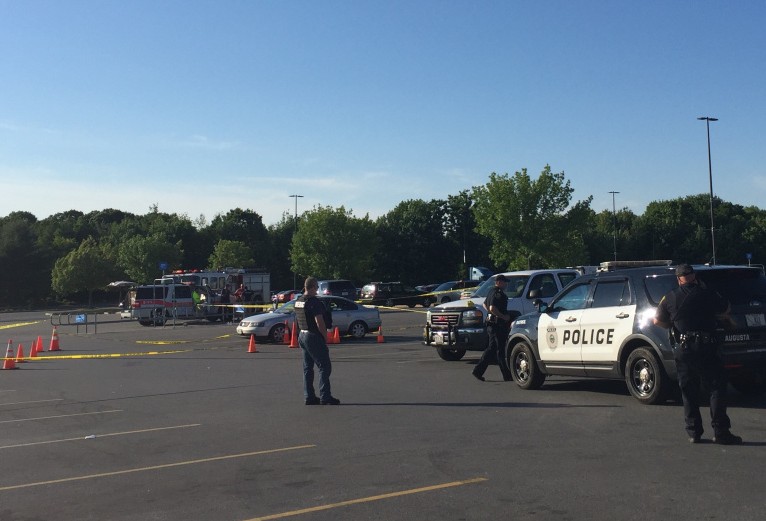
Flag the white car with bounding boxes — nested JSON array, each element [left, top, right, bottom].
[[236, 296, 382, 342]]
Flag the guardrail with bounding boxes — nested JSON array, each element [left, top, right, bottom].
[[49, 309, 134, 334]]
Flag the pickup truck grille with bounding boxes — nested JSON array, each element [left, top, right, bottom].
[[429, 312, 460, 329]]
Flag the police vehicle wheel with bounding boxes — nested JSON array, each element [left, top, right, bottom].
[[269, 323, 286, 343], [348, 321, 367, 339], [625, 347, 667, 405], [510, 342, 545, 390], [436, 347, 466, 361]]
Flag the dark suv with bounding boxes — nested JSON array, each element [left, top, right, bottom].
[[360, 282, 433, 308], [317, 279, 357, 300], [506, 260, 766, 404]]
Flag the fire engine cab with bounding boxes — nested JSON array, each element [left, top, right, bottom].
[[165, 268, 271, 304]]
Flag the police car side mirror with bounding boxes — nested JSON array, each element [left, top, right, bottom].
[[528, 289, 541, 299]]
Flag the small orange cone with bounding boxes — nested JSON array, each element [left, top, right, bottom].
[[282, 322, 290, 344], [48, 328, 60, 352], [3, 343, 17, 370], [289, 324, 298, 349], [376, 325, 385, 344], [248, 334, 258, 353], [333, 327, 341, 344], [15, 343, 25, 363]]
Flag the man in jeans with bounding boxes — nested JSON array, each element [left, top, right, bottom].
[[472, 274, 513, 382], [294, 276, 340, 405]]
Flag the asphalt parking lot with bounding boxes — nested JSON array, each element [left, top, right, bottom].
[[2, 308, 765, 521]]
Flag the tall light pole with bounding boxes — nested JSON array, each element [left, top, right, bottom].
[[289, 194, 303, 289], [697, 116, 718, 265], [608, 191, 619, 261]]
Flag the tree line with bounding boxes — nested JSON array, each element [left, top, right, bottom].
[[2, 165, 764, 309]]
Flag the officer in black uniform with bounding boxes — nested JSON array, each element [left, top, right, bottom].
[[294, 276, 340, 405], [472, 274, 513, 382], [654, 264, 742, 445]]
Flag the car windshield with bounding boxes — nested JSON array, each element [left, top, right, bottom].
[[472, 275, 530, 298]]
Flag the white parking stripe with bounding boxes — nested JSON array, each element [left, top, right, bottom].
[[0, 424, 202, 450], [0, 410, 122, 424]]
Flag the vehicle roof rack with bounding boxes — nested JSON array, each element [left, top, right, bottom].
[[598, 260, 673, 272]]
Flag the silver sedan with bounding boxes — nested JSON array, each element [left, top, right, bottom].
[[236, 296, 382, 342]]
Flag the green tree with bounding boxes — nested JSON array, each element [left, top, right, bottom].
[[266, 212, 298, 290], [472, 165, 592, 270], [206, 209, 269, 267], [0, 213, 46, 307], [208, 239, 254, 269], [51, 237, 121, 307], [117, 235, 183, 283], [290, 206, 375, 284], [375, 199, 455, 284]]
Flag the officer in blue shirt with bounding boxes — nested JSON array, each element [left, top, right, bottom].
[[295, 276, 340, 405]]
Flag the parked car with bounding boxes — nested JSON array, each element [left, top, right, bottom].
[[317, 279, 357, 300], [360, 281, 433, 308], [275, 289, 301, 304], [236, 296, 381, 342], [430, 280, 481, 304]]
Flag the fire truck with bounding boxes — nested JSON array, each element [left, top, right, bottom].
[[164, 268, 271, 304]]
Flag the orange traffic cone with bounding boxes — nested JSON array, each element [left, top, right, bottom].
[[3, 343, 17, 370], [282, 322, 290, 345], [34, 336, 42, 354], [49, 328, 60, 352], [248, 334, 258, 353], [289, 324, 298, 349], [376, 325, 385, 344], [15, 343, 25, 363], [333, 327, 341, 344]]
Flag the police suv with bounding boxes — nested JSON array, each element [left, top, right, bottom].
[[506, 260, 766, 404]]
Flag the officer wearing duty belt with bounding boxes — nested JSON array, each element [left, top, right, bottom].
[[295, 276, 340, 406], [654, 264, 742, 445]]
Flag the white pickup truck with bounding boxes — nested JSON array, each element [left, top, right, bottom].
[[423, 269, 581, 361]]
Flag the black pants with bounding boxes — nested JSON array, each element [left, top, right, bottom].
[[675, 342, 731, 437], [474, 323, 512, 380]]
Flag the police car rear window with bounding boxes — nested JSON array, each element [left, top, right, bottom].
[[644, 274, 676, 305], [697, 269, 766, 305]]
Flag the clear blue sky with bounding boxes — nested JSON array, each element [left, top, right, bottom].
[[2, 0, 764, 225]]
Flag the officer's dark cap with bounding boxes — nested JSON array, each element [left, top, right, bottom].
[[675, 264, 695, 276], [495, 274, 508, 282]]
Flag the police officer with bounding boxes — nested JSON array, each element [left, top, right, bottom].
[[654, 264, 742, 445], [294, 276, 340, 405], [472, 274, 513, 382]]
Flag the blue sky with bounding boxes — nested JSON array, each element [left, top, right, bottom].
[[2, 1, 764, 226]]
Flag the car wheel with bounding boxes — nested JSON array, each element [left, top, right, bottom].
[[269, 323, 287, 343], [348, 321, 367, 339], [510, 342, 545, 389], [385, 298, 395, 307], [138, 320, 152, 327], [625, 347, 667, 405], [436, 346, 466, 361], [731, 371, 766, 395]]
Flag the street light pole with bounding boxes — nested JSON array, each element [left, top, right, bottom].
[[289, 194, 304, 289], [608, 191, 619, 261], [697, 116, 718, 265]]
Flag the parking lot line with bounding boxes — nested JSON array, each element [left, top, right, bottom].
[[0, 398, 64, 406], [0, 423, 202, 450], [0, 410, 122, 424], [241, 477, 488, 521], [0, 445, 316, 492]]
